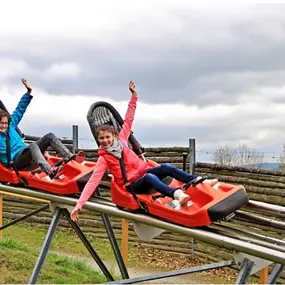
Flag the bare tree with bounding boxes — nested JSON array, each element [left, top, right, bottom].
[[213, 144, 264, 167], [213, 145, 237, 166], [235, 144, 264, 166], [279, 144, 285, 169]]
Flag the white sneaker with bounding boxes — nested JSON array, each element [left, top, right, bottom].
[[174, 189, 190, 206], [203, 179, 219, 187]]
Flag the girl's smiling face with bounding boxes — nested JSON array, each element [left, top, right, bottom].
[[0, 116, 8, 132], [98, 130, 114, 149]]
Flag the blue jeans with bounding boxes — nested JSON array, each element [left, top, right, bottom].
[[131, 163, 196, 198]]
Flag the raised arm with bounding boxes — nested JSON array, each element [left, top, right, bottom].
[[10, 78, 33, 127], [119, 81, 138, 141]]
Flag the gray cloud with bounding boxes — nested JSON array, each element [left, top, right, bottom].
[[3, 1, 285, 164], [2, 4, 285, 107]]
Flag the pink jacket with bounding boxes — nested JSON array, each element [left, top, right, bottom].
[[76, 94, 149, 210]]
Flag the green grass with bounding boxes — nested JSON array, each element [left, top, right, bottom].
[[3, 220, 143, 267], [1, 220, 258, 284], [0, 237, 110, 284]]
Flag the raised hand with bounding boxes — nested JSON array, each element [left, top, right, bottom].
[[129, 80, 137, 95], [21, 78, 32, 94]]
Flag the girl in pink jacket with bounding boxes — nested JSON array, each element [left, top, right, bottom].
[[71, 81, 217, 221]]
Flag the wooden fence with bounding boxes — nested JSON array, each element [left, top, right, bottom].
[[2, 135, 285, 281]]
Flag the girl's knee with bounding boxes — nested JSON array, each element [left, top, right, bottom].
[[161, 163, 174, 170], [144, 173, 157, 183], [45, 132, 56, 138], [29, 142, 40, 150], [40, 132, 56, 141]]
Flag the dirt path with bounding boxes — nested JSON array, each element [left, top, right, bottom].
[[99, 259, 208, 284], [55, 252, 226, 284]]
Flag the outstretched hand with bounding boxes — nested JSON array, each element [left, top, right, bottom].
[[21, 78, 32, 94], [70, 206, 80, 221], [129, 80, 137, 95]]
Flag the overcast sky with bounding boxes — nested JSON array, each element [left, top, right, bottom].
[[1, 0, 285, 162]]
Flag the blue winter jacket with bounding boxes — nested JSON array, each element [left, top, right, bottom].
[[0, 93, 33, 166]]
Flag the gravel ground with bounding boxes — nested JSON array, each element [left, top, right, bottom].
[[56, 246, 238, 284]]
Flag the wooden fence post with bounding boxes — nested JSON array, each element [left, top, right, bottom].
[[259, 267, 268, 284], [0, 193, 2, 238], [72, 125, 78, 153], [188, 139, 196, 174], [188, 139, 196, 256], [121, 219, 128, 267]]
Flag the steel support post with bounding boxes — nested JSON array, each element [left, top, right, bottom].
[[105, 260, 232, 284], [29, 207, 63, 284], [96, 188, 129, 279], [63, 209, 114, 281], [235, 258, 255, 284], [267, 264, 284, 284], [0, 204, 49, 231]]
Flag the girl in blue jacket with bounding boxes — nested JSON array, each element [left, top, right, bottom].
[[0, 78, 75, 179]]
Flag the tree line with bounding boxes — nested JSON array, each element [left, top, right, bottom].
[[213, 144, 267, 167]]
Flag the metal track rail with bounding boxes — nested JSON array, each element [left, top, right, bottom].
[[88, 196, 285, 250], [212, 223, 285, 247], [2, 183, 285, 252], [247, 200, 285, 215], [1, 184, 285, 265]]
